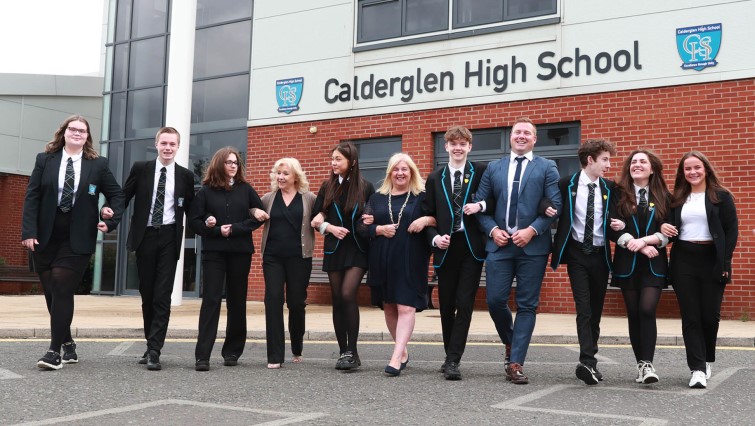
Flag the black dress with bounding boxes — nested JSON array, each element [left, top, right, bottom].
[[361, 191, 430, 310]]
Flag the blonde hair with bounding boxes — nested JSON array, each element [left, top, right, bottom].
[[377, 153, 424, 196], [269, 157, 310, 193]]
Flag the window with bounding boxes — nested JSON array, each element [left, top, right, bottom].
[[352, 137, 403, 187], [434, 121, 579, 178], [358, 0, 448, 43], [357, 0, 558, 49]]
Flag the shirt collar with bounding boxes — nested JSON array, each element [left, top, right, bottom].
[[62, 149, 82, 163], [579, 171, 599, 186], [156, 160, 175, 173], [633, 183, 649, 196], [510, 151, 533, 162]]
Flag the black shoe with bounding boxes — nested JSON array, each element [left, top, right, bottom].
[[138, 351, 148, 365], [195, 359, 210, 372], [439, 361, 448, 374], [444, 361, 462, 381], [400, 355, 409, 371], [576, 363, 598, 385], [61, 341, 78, 364], [337, 351, 360, 370], [37, 350, 62, 370], [147, 350, 162, 371], [384, 365, 401, 377], [593, 365, 603, 381], [223, 355, 239, 366]]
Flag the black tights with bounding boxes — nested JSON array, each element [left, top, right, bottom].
[[39, 267, 82, 351], [328, 267, 366, 354], [622, 287, 661, 362]]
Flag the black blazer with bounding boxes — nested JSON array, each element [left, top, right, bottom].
[[313, 179, 375, 255], [667, 190, 738, 284], [123, 159, 195, 259], [607, 189, 671, 279], [423, 161, 488, 268], [188, 181, 263, 254], [21, 151, 125, 254], [551, 173, 615, 270]]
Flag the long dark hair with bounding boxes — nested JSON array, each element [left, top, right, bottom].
[[615, 149, 670, 219], [45, 115, 98, 160], [321, 141, 367, 214], [202, 146, 247, 191], [671, 151, 729, 207]]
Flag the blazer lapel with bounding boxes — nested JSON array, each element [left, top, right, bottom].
[[567, 173, 578, 222], [461, 161, 475, 204], [76, 157, 93, 200], [440, 165, 453, 214], [145, 160, 156, 201], [519, 156, 536, 193], [47, 151, 63, 188]]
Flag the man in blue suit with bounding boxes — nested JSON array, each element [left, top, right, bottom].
[[475, 117, 561, 384]]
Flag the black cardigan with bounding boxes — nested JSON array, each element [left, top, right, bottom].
[[188, 182, 263, 254]]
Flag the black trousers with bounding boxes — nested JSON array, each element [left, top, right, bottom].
[[671, 241, 724, 371], [436, 232, 483, 364], [195, 251, 252, 360], [263, 255, 312, 363], [135, 225, 178, 355], [565, 238, 609, 367]]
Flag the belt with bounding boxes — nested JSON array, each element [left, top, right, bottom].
[[685, 240, 713, 245], [147, 224, 176, 230]]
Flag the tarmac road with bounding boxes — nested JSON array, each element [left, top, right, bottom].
[[1, 339, 753, 425]]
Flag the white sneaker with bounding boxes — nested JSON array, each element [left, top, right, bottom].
[[705, 362, 711, 379], [689, 370, 707, 388], [639, 361, 659, 384], [635, 362, 644, 383]]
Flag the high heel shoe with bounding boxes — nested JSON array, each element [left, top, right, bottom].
[[384, 365, 401, 377], [400, 355, 409, 371]]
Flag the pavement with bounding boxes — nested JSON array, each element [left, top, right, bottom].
[[0, 295, 753, 346]]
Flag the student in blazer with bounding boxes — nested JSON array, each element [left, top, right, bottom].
[[473, 117, 561, 385], [422, 125, 489, 381], [21, 115, 124, 370], [661, 151, 738, 389], [607, 149, 671, 385], [121, 127, 195, 370], [551, 139, 617, 385]]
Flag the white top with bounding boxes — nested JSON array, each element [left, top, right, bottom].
[[679, 192, 712, 241], [505, 151, 533, 234], [58, 150, 82, 206], [148, 161, 176, 226], [571, 171, 605, 246]]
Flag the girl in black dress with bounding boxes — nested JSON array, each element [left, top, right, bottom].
[[189, 147, 263, 371], [608, 149, 671, 384], [22, 115, 124, 370], [359, 153, 434, 376], [311, 142, 374, 370]]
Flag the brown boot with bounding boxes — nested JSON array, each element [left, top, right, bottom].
[[509, 362, 529, 384]]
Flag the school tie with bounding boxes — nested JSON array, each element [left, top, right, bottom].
[[638, 188, 648, 209], [452, 170, 463, 232], [507, 157, 524, 229], [151, 167, 167, 226], [59, 158, 75, 213], [582, 182, 597, 254]]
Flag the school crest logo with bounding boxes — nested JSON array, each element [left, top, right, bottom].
[[676, 23, 722, 71], [276, 77, 304, 113]]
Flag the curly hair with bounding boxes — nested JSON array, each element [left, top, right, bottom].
[[45, 115, 98, 160], [269, 157, 310, 193]]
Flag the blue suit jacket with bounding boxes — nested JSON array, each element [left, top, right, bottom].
[[474, 154, 561, 258]]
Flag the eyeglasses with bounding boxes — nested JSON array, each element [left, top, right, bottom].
[[67, 127, 88, 135], [224, 160, 239, 166]]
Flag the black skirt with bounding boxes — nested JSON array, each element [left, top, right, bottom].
[[32, 209, 91, 275]]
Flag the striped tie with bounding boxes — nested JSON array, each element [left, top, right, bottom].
[[151, 167, 166, 226], [59, 158, 75, 213]]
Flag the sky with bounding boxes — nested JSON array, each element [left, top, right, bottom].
[[0, 0, 105, 76]]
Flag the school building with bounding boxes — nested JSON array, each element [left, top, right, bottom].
[[2, 1, 753, 319]]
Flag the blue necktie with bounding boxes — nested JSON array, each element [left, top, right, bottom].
[[507, 157, 524, 229]]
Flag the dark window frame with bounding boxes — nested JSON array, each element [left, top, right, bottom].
[[355, 0, 559, 52], [350, 136, 403, 188]]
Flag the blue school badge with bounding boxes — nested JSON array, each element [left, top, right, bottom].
[[177, 197, 184, 207], [676, 23, 721, 71], [88, 184, 96, 195], [276, 77, 304, 114]]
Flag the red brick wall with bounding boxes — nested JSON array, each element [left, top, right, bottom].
[[246, 79, 755, 320], [0, 174, 29, 267]]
